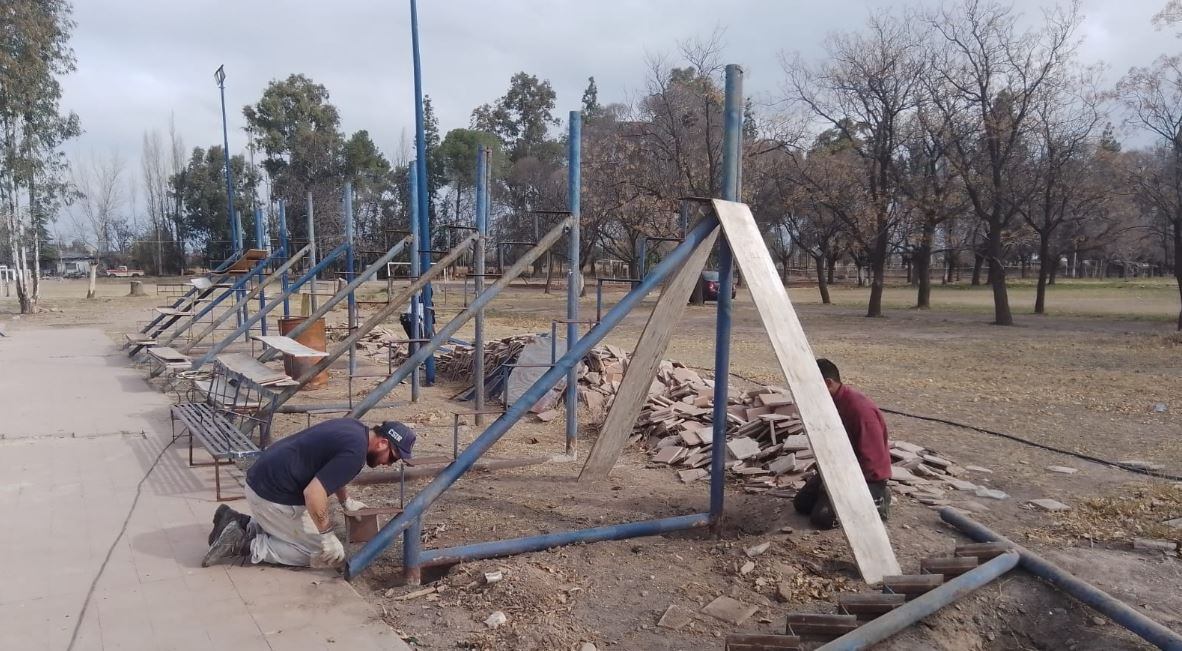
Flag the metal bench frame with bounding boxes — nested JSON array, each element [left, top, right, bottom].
[[171, 360, 278, 501]]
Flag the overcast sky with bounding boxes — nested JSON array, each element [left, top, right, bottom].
[[60, 0, 1177, 193]]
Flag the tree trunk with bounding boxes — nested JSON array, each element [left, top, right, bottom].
[[986, 224, 1013, 325], [1034, 237, 1051, 315], [971, 250, 984, 286], [1174, 219, 1181, 330], [780, 255, 790, 284], [1049, 255, 1059, 285], [916, 222, 934, 309], [813, 253, 831, 305], [87, 265, 98, 299], [826, 254, 836, 284], [867, 230, 889, 318]]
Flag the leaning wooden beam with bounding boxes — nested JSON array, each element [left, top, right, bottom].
[[578, 222, 718, 480], [712, 198, 900, 585]]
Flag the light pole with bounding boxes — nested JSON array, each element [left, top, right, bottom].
[[215, 65, 242, 254]]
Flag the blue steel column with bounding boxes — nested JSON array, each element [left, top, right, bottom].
[[565, 111, 582, 456], [279, 201, 291, 318], [255, 207, 268, 336], [710, 64, 743, 526], [344, 182, 357, 378], [410, 0, 435, 385], [403, 513, 423, 586], [473, 145, 487, 424], [216, 65, 241, 253], [408, 166, 421, 402]]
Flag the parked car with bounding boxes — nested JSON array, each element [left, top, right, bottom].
[[105, 265, 144, 278], [699, 270, 736, 302]]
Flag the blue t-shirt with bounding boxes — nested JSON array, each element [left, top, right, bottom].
[[246, 418, 368, 506]]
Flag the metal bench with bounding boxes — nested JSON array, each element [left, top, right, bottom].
[[171, 360, 278, 501]]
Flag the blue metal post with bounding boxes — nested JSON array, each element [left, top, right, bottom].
[[637, 236, 648, 279], [255, 207, 267, 336], [566, 111, 581, 456], [403, 516, 423, 585], [710, 64, 743, 525], [344, 215, 719, 579], [473, 145, 487, 423], [410, 0, 435, 385], [215, 65, 241, 253], [279, 201, 291, 318], [344, 182, 356, 378], [408, 166, 422, 403]]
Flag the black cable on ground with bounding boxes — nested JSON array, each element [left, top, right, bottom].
[[690, 364, 1182, 483], [880, 407, 1182, 483], [67, 432, 181, 651]]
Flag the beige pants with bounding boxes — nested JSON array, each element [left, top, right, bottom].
[[244, 484, 322, 567]]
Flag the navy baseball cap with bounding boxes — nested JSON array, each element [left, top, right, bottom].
[[377, 421, 416, 460]]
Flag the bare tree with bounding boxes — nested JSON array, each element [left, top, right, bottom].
[[142, 130, 170, 275], [786, 12, 924, 317], [924, 0, 1082, 325], [1120, 54, 1182, 329], [72, 150, 126, 263]]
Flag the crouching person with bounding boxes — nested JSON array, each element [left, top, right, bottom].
[[793, 359, 891, 529], [202, 419, 416, 568]]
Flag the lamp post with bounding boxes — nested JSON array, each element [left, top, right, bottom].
[[215, 65, 242, 254]]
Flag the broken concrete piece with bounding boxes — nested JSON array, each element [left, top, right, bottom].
[[1046, 466, 1078, 475], [1028, 499, 1071, 512], [483, 571, 503, 585], [974, 487, 1009, 500], [1133, 538, 1178, 552], [893, 441, 925, 454], [965, 465, 993, 474], [781, 434, 811, 451], [484, 611, 508, 629], [890, 466, 919, 483], [678, 468, 708, 483], [775, 582, 793, 602], [745, 542, 771, 558], [921, 454, 953, 469], [658, 605, 693, 630], [945, 479, 977, 491], [767, 454, 797, 476], [653, 446, 686, 464], [739, 561, 755, 575], [579, 643, 597, 651], [1163, 518, 1182, 530], [726, 437, 761, 461], [702, 595, 758, 625]]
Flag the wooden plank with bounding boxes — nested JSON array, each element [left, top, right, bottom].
[[725, 633, 802, 651], [578, 223, 718, 481], [713, 199, 899, 585], [147, 346, 189, 363], [216, 353, 293, 386], [254, 335, 329, 358]]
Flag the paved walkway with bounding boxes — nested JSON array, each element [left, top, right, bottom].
[[0, 328, 408, 651]]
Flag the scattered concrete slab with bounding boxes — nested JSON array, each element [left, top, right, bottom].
[[974, 487, 1009, 500], [1133, 538, 1178, 552], [745, 542, 772, 558], [657, 605, 693, 630], [678, 468, 708, 483], [702, 596, 758, 625], [1046, 466, 1079, 475], [1163, 518, 1182, 530], [739, 561, 755, 575], [726, 437, 761, 461], [893, 441, 925, 454], [965, 465, 993, 474], [945, 478, 978, 491], [1029, 499, 1071, 512]]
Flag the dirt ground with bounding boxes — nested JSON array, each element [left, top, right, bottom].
[[3, 275, 1181, 650]]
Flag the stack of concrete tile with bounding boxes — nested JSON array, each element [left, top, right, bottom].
[[632, 364, 813, 490]]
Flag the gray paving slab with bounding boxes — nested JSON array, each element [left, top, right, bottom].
[[0, 328, 409, 650]]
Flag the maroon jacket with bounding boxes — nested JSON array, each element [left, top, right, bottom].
[[831, 384, 892, 482]]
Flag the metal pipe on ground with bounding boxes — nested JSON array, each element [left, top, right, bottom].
[[350, 456, 549, 485], [816, 552, 1020, 651], [940, 508, 1182, 651], [343, 214, 720, 579], [347, 216, 575, 420], [417, 513, 711, 568]]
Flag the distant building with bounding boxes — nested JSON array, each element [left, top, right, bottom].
[[56, 250, 95, 277]]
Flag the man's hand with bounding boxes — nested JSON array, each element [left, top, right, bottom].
[[311, 532, 345, 568], [342, 497, 367, 513]]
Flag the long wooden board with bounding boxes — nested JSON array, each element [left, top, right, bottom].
[[578, 223, 719, 481], [216, 353, 295, 386], [254, 335, 329, 358], [712, 199, 899, 584]]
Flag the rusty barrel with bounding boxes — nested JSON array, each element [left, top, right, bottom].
[[278, 316, 329, 389]]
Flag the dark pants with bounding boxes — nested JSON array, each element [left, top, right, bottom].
[[793, 473, 891, 529]]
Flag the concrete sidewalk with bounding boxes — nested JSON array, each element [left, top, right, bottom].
[[0, 328, 408, 650]]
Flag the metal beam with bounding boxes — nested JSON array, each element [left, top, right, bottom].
[[348, 216, 575, 418], [157, 249, 287, 348]]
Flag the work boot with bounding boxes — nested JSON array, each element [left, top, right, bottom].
[[201, 521, 251, 567], [208, 504, 252, 545]]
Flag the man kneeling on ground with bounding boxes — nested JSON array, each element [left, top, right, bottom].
[[202, 418, 416, 568], [793, 359, 891, 529]]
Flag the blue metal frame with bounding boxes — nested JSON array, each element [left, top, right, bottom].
[[255, 207, 268, 337], [409, 166, 422, 402], [215, 65, 241, 253], [410, 0, 435, 386], [343, 65, 744, 583], [473, 145, 488, 418], [278, 201, 291, 318]]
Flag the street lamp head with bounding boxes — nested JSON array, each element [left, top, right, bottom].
[[214, 65, 226, 86]]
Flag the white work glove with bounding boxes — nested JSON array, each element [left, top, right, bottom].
[[342, 497, 368, 513], [311, 531, 346, 568]]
